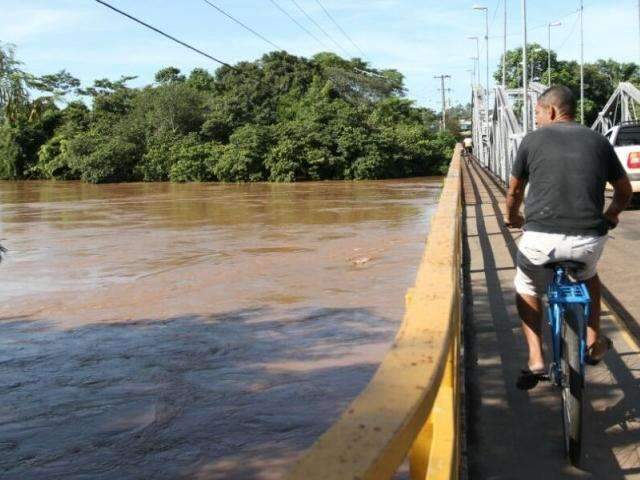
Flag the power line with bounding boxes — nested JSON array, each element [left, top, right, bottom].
[[93, 0, 235, 69], [532, 8, 580, 31], [201, 0, 285, 51], [288, 0, 351, 57], [267, 0, 329, 50], [488, 6, 582, 40], [312, 0, 366, 58], [490, 0, 503, 29], [269, 0, 389, 85], [557, 11, 580, 52], [95, 0, 392, 89]]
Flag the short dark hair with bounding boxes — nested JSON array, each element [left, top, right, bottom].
[[538, 85, 577, 118]]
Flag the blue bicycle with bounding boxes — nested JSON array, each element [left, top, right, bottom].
[[546, 261, 590, 466]]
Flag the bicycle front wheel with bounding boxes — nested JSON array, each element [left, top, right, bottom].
[[561, 303, 585, 466]]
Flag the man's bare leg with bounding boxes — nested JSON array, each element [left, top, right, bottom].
[[516, 292, 545, 370], [585, 274, 607, 355]]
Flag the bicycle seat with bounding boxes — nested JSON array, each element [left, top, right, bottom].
[[545, 260, 586, 272]]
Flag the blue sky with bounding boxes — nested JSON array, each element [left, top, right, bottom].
[[2, 0, 639, 110]]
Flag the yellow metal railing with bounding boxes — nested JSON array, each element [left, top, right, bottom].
[[284, 145, 463, 480]]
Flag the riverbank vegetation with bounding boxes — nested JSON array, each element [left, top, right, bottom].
[[497, 44, 640, 125], [0, 44, 458, 183]]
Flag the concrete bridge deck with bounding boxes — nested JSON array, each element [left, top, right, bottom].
[[462, 156, 640, 479]]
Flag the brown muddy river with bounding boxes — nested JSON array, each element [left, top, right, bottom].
[[0, 179, 441, 480]]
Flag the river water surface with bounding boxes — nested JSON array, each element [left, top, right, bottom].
[[0, 179, 441, 479]]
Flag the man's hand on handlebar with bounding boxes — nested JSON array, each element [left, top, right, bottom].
[[505, 214, 524, 229]]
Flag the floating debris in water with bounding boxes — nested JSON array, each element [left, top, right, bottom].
[[350, 256, 372, 266]]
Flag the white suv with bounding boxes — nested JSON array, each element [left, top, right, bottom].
[[604, 122, 640, 193]]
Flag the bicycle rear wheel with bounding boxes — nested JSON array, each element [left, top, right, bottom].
[[561, 303, 584, 466]]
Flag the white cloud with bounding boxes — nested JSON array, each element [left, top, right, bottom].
[[4, 0, 639, 111], [0, 7, 88, 41]]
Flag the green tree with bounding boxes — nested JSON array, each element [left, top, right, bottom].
[[496, 45, 640, 125], [214, 124, 272, 181], [0, 125, 23, 178], [134, 81, 205, 135], [32, 102, 89, 179], [66, 123, 144, 183], [2, 46, 458, 183], [0, 43, 30, 125], [495, 43, 554, 87], [136, 130, 182, 181], [168, 134, 222, 182], [154, 66, 185, 84], [444, 103, 472, 137], [187, 68, 216, 92]]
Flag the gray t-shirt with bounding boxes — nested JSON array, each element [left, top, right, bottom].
[[512, 121, 626, 236]]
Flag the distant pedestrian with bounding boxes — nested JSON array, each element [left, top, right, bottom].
[[463, 137, 473, 154]]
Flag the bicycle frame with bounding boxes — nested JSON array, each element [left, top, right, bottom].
[[546, 266, 591, 385]]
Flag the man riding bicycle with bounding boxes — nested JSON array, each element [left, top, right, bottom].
[[505, 85, 633, 390]]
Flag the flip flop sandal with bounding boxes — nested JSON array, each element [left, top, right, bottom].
[[516, 367, 548, 390], [585, 336, 613, 366]]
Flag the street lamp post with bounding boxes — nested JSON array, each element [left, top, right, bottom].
[[473, 5, 490, 96], [522, 0, 529, 133], [547, 21, 562, 87], [503, 0, 507, 87], [467, 36, 481, 85], [473, 5, 490, 150], [469, 58, 478, 85], [580, 0, 585, 124]]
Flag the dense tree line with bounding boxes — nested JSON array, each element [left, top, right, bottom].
[[496, 43, 640, 125], [0, 44, 456, 183]]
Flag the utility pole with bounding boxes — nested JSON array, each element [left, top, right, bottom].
[[580, 0, 585, 124], [522, 0, 529, 133], [434, 74, 451, 131], [503, 0, 507, 87], [548, 22, 561, 87]]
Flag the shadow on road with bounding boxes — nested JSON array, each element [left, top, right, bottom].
[[463, 158, 640, 479]]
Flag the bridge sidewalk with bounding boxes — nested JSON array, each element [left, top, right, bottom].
[[462, 157, 640, 479]]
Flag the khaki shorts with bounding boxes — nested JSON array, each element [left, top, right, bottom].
[[514, 231, 608, 297]]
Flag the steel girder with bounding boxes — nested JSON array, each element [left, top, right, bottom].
[[592, 82, 640, 133], [472, 83, 544, 186]]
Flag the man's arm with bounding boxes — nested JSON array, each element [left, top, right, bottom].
[[505, 175, 527, 228], [604, 175, 633, 228]]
